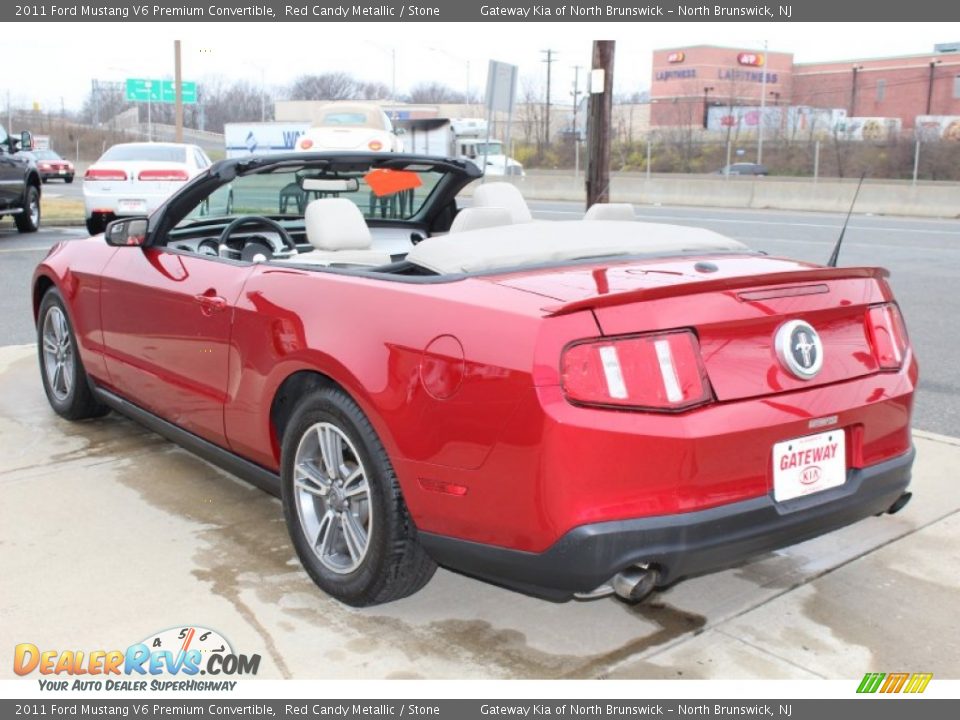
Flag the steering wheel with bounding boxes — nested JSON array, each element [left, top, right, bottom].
[[217, 216, 297, 261]]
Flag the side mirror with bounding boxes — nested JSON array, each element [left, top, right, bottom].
[[105, 217, 149, 246], [20, 131, 33, 151]]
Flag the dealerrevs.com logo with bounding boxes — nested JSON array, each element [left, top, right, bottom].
[[14, 626, 260, 691]]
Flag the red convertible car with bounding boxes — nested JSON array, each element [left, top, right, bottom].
[[32, 153, 917, 606]]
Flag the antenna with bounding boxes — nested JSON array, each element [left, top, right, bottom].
[[827, 172, 866, 267]]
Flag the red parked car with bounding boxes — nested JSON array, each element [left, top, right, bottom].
[[22, 149, 75, 183], [32, 153, 917, 606]]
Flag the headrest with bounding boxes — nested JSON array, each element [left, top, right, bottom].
[[449, 207, 513, 233], [583, 203, 636, 221], [304, 198, 372, 251], [472, 182, 533, 224]]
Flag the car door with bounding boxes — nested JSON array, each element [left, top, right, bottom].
[[99, 244, 254, 447], [0, 127, 18, 208]]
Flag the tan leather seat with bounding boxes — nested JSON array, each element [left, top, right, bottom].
[[291, 198, 392, 266], [471, 182, 533, 224], [449, 207, 513, 233]]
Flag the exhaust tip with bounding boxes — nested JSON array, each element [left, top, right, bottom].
[[887, 491, 912, 515], [612, 564, 660, 604]]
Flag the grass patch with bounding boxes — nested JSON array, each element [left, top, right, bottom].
[[41, 197, 85, 225]]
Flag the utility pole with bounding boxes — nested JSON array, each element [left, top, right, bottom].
[[174, 40, 183, 142], [586, 40, 614, 207], [541, 49, 556, 148], [571, 65, 582, 180], [757, 40, 768, 165]]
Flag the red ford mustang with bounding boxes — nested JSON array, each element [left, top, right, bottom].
[[32, 153, 917, 606]]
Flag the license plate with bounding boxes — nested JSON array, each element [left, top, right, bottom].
[[58, 169, 66, 175], [772, 429, 846, 502], [118, 199, 147, 213]]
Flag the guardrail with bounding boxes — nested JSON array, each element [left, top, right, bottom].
[[496, 172, 960, 218]]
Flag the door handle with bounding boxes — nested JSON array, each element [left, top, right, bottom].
[[195, 292, 227, 314]]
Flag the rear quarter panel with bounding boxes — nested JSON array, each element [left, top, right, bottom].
[[223, 267, 582, 502]]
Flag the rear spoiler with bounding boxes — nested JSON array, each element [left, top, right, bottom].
[[543, 266, 890, 317]]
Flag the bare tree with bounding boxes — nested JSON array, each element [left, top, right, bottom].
[[408, 82, 463, 104], [357, 81, 392, 101], [290, 72, 359, 101]]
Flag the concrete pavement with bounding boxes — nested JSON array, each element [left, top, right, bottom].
[[1, 343, 957, 680]]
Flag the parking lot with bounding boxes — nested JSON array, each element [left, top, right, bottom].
[[1, 205, 959, 679]]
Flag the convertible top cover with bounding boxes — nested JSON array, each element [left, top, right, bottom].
[[406, 220, 748, 275]]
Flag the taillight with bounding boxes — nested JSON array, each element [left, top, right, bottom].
[[137, 169, 189, 181], [561, 330, 713, 411], [368, 139, 383, 151], [866, 303, 909, 370], [300, 138, 314, 150], [84, 168, 127, 181]]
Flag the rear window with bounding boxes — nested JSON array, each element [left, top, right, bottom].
[[100, 145, 187, 163], [320, 112, 371, 126], [33, 150, 60, 160]]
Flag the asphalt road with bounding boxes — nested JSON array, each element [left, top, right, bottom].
[[1, 203, 957, 436]]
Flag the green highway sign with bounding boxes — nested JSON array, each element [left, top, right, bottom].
[[125, 78, 197, 105]]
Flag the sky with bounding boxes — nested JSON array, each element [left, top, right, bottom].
[[2, 22, 959, 113]]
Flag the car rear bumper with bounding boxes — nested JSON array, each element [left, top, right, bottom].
[[419, 446, 914, 600], [83, 185, 183, 217]]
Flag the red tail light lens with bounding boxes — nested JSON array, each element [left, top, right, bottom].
[[138, 169, 189, 181], [561, 330, 714, 411], [84, 168, 127, 181], [299, 138, 314, 150], [368, 139, 383, 151], [866, 303, 909, 370]]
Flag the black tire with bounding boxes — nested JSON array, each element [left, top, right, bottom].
[[41, 178, 48, 184], [65, 177, 74, 184], [15, 185, 40, 233], [85, 215, 106, 235], [280, 386, 436, 606], [37, 288, 109, 421]]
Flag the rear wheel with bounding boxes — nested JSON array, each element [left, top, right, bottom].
[[65, 177, 74, 184], [37, 288, 109, 420], [280, 387, 436, 606], [15, 185, 40, 233], [85, 215, 107, 235]]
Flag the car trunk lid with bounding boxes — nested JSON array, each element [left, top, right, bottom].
[[493, 255, 891, 402]]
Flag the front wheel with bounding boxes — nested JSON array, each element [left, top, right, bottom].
[[37, 289, 109, 420], [15, 185, 40, 233], [280, 387, 436, 606]]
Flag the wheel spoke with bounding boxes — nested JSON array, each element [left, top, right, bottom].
[[52, 363, 64, 394], [314, 510, 336, 557], [56, 312, 68, 342], [341, 511, 367, 564], [343, 469, 368, 500], [43, 335, 58, 355], [318, 426, 344, 479], [295, 461, 330, 496]]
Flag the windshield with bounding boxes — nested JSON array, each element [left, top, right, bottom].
[[179, 163, 444, 225], [33, 150, 60, 160], [100, 145, 187, 163], [472, 142, 504, 155]]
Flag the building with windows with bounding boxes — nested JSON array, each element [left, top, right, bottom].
[[650, 43, 960, 133]]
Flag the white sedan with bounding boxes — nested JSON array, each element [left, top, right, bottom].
[[83, 142, 212, 235]]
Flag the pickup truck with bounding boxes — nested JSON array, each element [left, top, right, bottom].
[[0, 125, 41, 233]]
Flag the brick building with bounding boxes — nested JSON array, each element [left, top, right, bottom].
[[650, 43, 960, 132]]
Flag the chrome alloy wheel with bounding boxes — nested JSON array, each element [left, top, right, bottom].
[[42, 306, 75, 402], [28, 193, 40, 227], [293, 422, 373, 574]]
